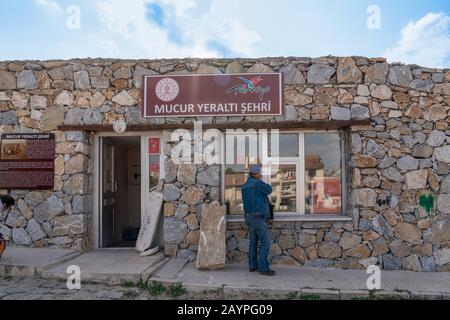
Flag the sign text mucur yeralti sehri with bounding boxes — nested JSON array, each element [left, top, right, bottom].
[[141, 73, 283, 118]]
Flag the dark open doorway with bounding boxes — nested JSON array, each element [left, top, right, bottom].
[[100, 136, 141, 248]]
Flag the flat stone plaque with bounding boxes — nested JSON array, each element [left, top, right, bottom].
[[196, 201, 227, 270], [136, 191, 164, 253]]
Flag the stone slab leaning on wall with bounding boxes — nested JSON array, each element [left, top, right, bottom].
[[196, 201, 226, 270]]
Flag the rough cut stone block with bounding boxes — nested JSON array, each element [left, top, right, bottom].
[[17, 70, 37, 90], [0, 70, 16, 89], [196, 201, 226, 270], [434, 145, 450, 163], [330, 106, 350, 120], [52, 215, 87, 236], [350, 104, 370, 119], [136, 191, 164, 253], [74, 70, 91, 90], [337, 57, 362, 83], [405, 169, 428, 189], [280, 64, 305, 84], [12, 228, 32, 246], [26, 218, 46, 241], [307, 64, 335, 84], [437, 194, 450, 214], [112, 90, 135, 106], [164, 217, 188, 244], [434, 248, 450, 266], [388, 65, 412, 87], [133, 66, 157, 88]]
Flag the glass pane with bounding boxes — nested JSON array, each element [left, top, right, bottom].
[[268, 164, 297, 212], [225, 134, 261, 215], [227, 134, 261, 166], [304, 133, 342, 214], [149, 155, 160, 190], [224, 164, 247, 215], [268, 133, 299, 158], [103, 145, 114, 192]]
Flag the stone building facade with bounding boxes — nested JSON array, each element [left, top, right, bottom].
[[0, 56, 449, 272]]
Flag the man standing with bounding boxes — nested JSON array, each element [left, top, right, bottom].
[[241, 165, 275, 276]]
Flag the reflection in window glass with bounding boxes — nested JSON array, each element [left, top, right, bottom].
[[225, 134, 261, 215], [268, 133, 299, 158], [305, 133, 342, 214], [224, 164, 247, 215], [149, 155, 159, 190], [269, 164, 296, 212]]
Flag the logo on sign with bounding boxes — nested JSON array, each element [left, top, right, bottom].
[[226, 76, 271, 101], [155, 78, 179, 102]]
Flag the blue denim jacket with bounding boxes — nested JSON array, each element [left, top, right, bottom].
[[241, 176, 272, 218]]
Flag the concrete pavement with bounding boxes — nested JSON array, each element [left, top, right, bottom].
[[40, 249, 168, 284], [150, 260, 450, 300], [1, 246, 450, 299], [0, 246, 80, 277]]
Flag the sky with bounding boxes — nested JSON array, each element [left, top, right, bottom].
[[0, 0, 450, 68]]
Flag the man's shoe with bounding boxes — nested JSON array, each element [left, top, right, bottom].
[[258, 270, 276, 276], [249, 269, 257, 272]]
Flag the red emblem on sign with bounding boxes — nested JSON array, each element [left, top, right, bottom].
[[155, 78, 179, 102]]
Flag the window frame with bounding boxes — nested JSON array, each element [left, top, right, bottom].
[[221, 129, 346, 219]]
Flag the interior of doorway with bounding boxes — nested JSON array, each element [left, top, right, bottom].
[[101, 136, 141, 248]]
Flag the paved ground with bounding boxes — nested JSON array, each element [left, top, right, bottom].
[[1, 247, 450, 300], [0, 277, 282, 300], [0, 246, 80, 277], [149, 260, 450, 300], [40, 248, 167, 284], [0, 277, 138, 300]]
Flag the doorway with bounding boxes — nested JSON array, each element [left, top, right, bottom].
[[100, 136, 141, 248]]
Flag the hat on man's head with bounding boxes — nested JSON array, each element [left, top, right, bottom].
[[249, 164, 262, 174]]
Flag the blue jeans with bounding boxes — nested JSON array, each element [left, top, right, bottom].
[[245, 214, 271, 272]]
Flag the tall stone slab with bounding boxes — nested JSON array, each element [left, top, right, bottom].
[[136, 191, 164, 253], [196, 201, 226, 270]]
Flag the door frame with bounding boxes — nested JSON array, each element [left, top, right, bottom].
[[93, 131, 161, 249]]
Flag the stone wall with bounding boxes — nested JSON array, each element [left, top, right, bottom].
[[0, 57, 449, 271]]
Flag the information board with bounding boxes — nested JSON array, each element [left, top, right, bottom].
[[0, 133, 55, 190]]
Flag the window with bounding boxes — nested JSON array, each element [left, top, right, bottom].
[[304, 133, 342, 214], [223, 131, 344, 216], [224, 133, 261, 215]]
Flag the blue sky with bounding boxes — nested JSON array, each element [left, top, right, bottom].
[[1, 0, 449, 67]]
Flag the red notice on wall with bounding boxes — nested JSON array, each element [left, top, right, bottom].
[[149, 138, 160, 154]]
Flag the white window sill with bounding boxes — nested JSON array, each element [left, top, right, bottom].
[[226, 214, 352, 223]]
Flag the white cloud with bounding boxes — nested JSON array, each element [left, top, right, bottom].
[[95, 0, 262, 59], [160, 0, 196, 17], [383, 12, 450, 68], [34, 0, 63, 14], [88, 33, 121, 56]]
